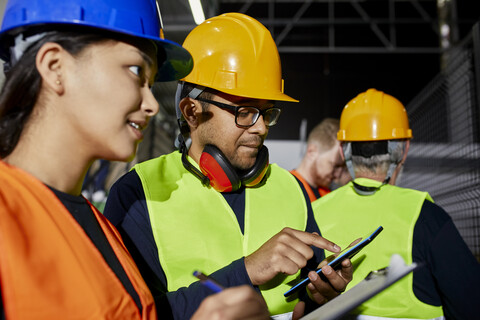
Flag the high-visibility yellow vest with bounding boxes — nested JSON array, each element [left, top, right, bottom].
[[312, 178, 443, 319], [0, 161, 157, 320], [135, 151, 309, 315]]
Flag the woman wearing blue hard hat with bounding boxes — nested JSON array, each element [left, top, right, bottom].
[[0, 0, 269, 319]]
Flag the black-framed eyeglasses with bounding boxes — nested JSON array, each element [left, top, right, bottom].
[[195, 97, 282, 128]]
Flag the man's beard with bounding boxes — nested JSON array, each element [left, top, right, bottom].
[[230, 149, 260, 171], [229, 144, 262, 171]]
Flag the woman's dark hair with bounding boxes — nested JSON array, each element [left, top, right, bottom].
[[0, 28, 153, 158]]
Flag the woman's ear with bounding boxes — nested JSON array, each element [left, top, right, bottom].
[[179, 97, 201, 129], [35, 42, 65, 95]]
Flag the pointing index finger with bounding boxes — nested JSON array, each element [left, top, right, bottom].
[[287, 228, 341, 253]]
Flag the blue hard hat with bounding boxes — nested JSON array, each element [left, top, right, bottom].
[[0, 0, 193, 81]]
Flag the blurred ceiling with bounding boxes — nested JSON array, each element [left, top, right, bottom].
[[161, 0, 470, 53], [155, 0, 479, 140]]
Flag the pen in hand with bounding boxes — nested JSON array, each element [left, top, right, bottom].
[[193, 270, 225, 293]]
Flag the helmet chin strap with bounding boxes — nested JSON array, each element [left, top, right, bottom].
[[174, 82, 205, 150], [344, 141, 405, 196], [174, 82, 212, 186], [342, 142, 355, 180], [384, 140, 404, 184]]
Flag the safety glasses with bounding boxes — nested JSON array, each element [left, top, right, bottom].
[[195, 97, 282, 128]]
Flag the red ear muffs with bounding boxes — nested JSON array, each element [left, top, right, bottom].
[[199, 145, 269, 192], [200, 145, 241, 192]]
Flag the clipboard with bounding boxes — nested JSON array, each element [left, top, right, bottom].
[[300, 254, 418, 320]]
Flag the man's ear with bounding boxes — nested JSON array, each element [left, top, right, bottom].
[[305, 143, 319, 160], [179, 97, 201, 129], [339, 142, 346, 161], [35, 42, 65, 95]]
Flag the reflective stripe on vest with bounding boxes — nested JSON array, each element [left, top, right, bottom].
[[312, 178, 443, 319], [135, 152, 308, 315], [0, 161, 156, 320]]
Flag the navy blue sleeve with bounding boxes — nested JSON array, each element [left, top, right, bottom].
[[412, 200, 480, 319], [104, 169, 253, 320], [168, 258, 253, 319]]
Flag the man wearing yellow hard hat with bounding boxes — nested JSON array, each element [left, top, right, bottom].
[[313, 88, 480, 319], [104, 12, 352, 319]]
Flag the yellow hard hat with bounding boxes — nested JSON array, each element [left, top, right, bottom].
[[181, 12, 298, 102], [337, 88, 412, 141]]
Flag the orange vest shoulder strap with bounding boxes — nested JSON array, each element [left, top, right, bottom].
[[88, 200, 158, 318], [290, 169, 317, 202]]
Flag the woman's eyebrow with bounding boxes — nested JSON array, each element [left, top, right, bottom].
[[130, 46, 154, 67], [139, 50, 154, 67]]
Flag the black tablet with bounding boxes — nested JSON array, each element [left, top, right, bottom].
[[284, 226, 384, 297]]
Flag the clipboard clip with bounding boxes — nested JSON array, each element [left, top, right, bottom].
[[365, 267, 388, 280]]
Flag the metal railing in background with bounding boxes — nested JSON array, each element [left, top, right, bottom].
[[400, 22, 480, 260]]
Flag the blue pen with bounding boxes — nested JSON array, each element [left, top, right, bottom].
[[193, 270, 224, 293]]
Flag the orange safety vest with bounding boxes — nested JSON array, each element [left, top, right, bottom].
[[0, 161, 157, 319], [290, 169, 330, 202]]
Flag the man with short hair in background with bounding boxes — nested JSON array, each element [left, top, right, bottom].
[[291, 118, 346, 202]]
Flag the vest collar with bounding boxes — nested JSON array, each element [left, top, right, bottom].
[[351, 178, 384, 196]]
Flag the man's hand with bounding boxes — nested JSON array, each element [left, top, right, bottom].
[[191, 285, 270, 320], [292, 301, 306, 320], [244, 227, 341, 285], [306, 258, 353, 305]]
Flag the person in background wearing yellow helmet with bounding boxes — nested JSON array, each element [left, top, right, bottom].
[[291, 118, 346, 202], [312, 89, 480, 319], [104, 12, 352, 319], [0, 0, 272, 319]]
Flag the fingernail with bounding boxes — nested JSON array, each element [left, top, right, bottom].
[[333, 244, 340, 251], [309, 271, 318, 281], [323, 266, 333, 275]]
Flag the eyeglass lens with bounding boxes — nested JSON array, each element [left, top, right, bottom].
[[236, 107, 281, 127]]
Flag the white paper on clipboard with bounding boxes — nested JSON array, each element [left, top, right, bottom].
[[300, 254, 418, 320]]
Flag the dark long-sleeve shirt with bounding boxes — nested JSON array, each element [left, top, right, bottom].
[[410, 200, 480, 319]]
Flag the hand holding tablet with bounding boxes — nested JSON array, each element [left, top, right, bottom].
[[284, 226, 384, 297]]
